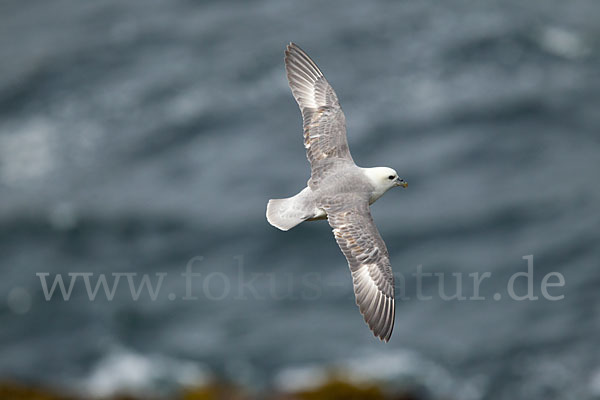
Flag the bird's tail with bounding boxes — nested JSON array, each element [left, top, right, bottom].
[[266, 188, 314, 231]]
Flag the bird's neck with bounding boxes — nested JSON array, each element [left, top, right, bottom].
[[361, 167, 390, 205], [369, 186, 388, 205]]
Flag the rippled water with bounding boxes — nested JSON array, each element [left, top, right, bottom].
[[1, 0, 599, 399]]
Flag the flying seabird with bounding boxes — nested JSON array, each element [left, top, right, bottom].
[[266, 43, 407, 342]]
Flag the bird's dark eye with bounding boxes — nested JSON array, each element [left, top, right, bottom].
[[388, 175, 395, 180]]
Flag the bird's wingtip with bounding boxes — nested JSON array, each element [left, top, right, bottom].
[[376, 331, 392, 343], [285, 42, 299, 55]]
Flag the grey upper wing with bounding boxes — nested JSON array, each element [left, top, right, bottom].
[[284, 43, 354, 182], [321, 194, 395, 342]]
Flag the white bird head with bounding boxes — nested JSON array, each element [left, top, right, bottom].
[[365, 167, 407, 189], [363, 167, 407, 204]]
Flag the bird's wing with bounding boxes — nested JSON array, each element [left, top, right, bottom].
[[284, 43, 354, 185], [321, 194, 395, 342]]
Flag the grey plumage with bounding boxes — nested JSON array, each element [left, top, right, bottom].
[[324, 194, 395, 342], [267, 43, 397, 342]]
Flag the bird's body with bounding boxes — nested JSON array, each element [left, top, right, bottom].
[[266, 43, 407, 342]]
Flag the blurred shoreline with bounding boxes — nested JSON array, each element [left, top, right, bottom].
[[0, 378, 424, 400]]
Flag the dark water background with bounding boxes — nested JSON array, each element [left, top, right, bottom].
[[1, 0, 599, 399]]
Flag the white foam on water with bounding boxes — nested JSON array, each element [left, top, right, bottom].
[[82, 349, 211, 397], [273, 363, 328, 393], [273, 349, 482, 399], [537, 27, 590, 59], [0, 118, 56, 184]]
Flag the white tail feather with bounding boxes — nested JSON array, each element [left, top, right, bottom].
[[266, 198, 305, 231], [266, 187, 320, 231]]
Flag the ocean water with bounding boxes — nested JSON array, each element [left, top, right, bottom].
[[1, 0, 599, 399]]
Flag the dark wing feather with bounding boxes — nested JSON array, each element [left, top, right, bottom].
[[322, 195, 395, 342], [284, 43, 354, 186]]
